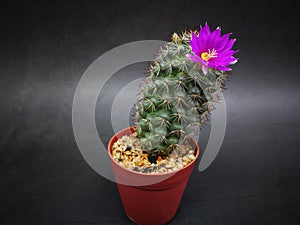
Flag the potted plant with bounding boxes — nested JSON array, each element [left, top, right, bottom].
[[108, 23, 238, 225]]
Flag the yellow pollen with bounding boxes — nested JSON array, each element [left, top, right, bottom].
[[201, 49, 218, 61]]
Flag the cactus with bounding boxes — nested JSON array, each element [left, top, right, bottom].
[[135, 24, 237, 157]]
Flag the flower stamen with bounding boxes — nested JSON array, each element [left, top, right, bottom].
[[201, 48, 218, 61]]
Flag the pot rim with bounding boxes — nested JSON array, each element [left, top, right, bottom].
[[108, 126, 200, 177]]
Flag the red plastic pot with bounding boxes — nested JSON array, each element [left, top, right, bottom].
[[108, 126, 199, 225]]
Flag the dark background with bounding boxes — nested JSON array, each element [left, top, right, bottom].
[[0, 0, 299, 224]]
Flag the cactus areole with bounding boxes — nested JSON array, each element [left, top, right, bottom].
[[134, 23, 238, 157]]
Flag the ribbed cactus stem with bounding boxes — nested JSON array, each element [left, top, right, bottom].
[[134, 31, 227, 156]]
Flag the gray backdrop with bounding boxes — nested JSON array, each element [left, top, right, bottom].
[[0, 0, 299, 224]]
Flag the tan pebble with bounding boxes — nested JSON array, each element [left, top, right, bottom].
[[182, 156, 189, 161], [176, 163, 184, 169], [135, 162, 144, 166], [158, 168, 166, 173], [133, 156, 141, 163], [128, 162, 135, 167], [188, 155, 195, 160], [169, 158, 175, 163], [161, 160, 167, 164], [165, 164, 173, 169]]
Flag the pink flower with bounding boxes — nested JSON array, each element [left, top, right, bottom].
[[188, 23, 238, 74]]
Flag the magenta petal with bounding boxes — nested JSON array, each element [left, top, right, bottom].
[[212, 57, 237, 66], [206, 28, 219, 49], [219, 67, 231, 71], [229, 58, 238, 65], [215, 27, 221, 39], [202, 23, 211, 36], [218, 49, 238, 57], [190, 32, 200, 55], [222, 57, 238, 64], [187, 54, 202, 64], [216, 33, 231, 51], [212, 64, 232, 71], [198, 28, 209, 51], [223, 39, 236, 52]]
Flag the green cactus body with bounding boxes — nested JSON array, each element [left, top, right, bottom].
[[135, 32, 227, 156]]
